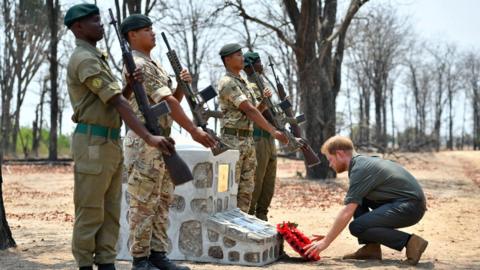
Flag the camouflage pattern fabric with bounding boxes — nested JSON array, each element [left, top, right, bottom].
[[218, 71, 258, 212], [124, 130, 174, 257], [122, 50, 173, 130], [222, 134, 256, 212], [122, 50, 175, 258], [218, 72, 256, 131]]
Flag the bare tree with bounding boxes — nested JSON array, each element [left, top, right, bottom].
[[46, 0, 61, 160], [264, 9, 300, 115], [160, 0, 224, 92], [464, 51, 480, 150], [0, 0, 15, 157], [347, 6, 410, 151], [0, 150, 16, 250], [429, 44, 457, 151], [0, 0, 52, 158], [403, 41, 433, 150], [444, 46, 460, 150], [346, 59, 371, 146], [225, 0, 369, 179], [32, 75, 49, 157], [9, 0, 50, 156]]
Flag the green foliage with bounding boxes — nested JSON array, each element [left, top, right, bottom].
[[16, 127, 71, 158]]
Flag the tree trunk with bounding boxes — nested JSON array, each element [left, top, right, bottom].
[[447, 87, 453, 150], [0, 151, 16, 250], [1, 0, 16, 157], [47, 0, 59, 161], [389, 84, 395, 148], [374, 85, 383, 149], [365, 88, 370, 146], [301, 62, 337, 179], [474, 93, 480, 150], [32, 80, 47, 158]]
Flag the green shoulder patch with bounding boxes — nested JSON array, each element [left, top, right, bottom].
[[92, 78, 103, 89]]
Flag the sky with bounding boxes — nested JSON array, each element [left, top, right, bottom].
[[15, 0, 480, 141], [383, 0, 480, 50]]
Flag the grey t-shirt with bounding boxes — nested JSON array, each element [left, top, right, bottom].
[[344, 155, 425, 206]]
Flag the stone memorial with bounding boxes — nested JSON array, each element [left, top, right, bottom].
[[116, 140, 282, 266]]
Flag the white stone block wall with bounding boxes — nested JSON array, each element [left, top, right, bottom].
[[116, 143, 282, 266]]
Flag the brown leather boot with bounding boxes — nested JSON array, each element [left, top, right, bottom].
[[405, 234, 428, 265], [342, 243, 382, 260]]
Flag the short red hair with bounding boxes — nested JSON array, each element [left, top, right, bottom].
[[321, 135, 354, 155]]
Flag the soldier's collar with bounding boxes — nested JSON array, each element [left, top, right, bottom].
[[132, 50, 153, 61], [226, 71, 246, 83], [75, 39, 103, 59]]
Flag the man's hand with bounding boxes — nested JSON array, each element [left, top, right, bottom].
[[125, 67, 144, 85], [146, 135, 175, 155], [296, 137, 310, 151], [273, 130, 288, 145], [179, 68, 192, 84], [303, 238, 329, 259], [190, 127, 217, 148], [263, 88, 272, 98]]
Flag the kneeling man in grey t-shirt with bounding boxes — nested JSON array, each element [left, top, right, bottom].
[[304, 135, 428, 265]]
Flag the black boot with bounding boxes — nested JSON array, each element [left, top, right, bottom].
[[149, 251, 190, 270], [79, 267, 93, 270], [132, 256, 160, 270], [97, 263, 116, 270]]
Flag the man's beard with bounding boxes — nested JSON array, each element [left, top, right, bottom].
[[335, 162, 348, 173]]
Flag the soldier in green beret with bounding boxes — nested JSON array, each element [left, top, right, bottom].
[[64, 4, 174, 270], [217, 44, 288, 213], [120, 14, 215, 270], [243, 51, 278, 221]]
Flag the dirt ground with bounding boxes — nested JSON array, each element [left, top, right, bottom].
[[0, 151, 479, 269]]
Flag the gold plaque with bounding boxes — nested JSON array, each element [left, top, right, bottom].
[[217, 164, 229, 193]]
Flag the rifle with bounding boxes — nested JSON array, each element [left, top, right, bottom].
[[249, 60, 321, 167], [161, 32, 231, 156], [108, 9, 193, 185]]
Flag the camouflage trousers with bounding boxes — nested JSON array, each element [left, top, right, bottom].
[[124, 130, 174, 258], [249, 135, 277, 221], [222, 134, 256, 212]]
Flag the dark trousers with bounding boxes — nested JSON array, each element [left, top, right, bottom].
[[349, 198, 426, 251]]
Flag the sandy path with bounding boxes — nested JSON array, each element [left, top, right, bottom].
[[0, 151, 479, 269]]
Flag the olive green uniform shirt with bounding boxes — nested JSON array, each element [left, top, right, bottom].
[[67, 39, 122, 128], [345, 155, 426, 205], [218, 71, 257, 131], [246, 73, 265, 103], [122, 50, 174, 130], [67, 38, 123, 267]]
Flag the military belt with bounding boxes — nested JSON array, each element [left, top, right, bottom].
[[75, 123, 121, 140], [222, 127, 253, 137], [253, 127, 271, 138]]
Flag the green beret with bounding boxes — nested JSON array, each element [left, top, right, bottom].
[[64, 4, 99, 28], [120, 14, 152, 35], [244, 51, 260, 67], [219, 43, 242, 57]]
